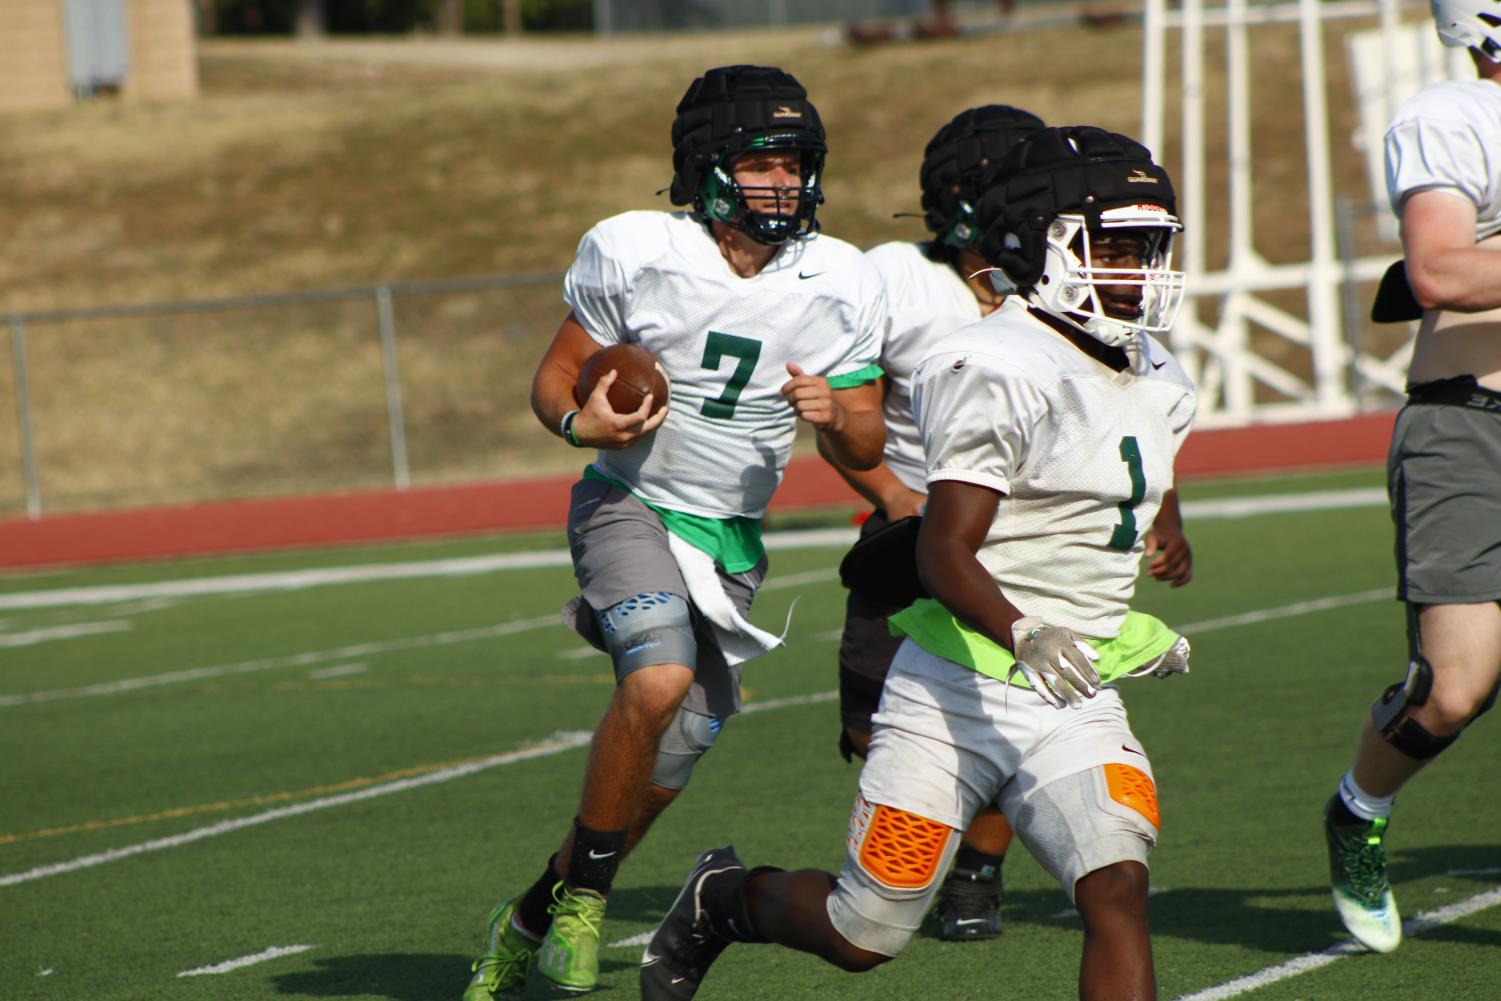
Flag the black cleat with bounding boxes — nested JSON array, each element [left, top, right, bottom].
[[640, 846, 746, 1001], [936, 865, 1004, 941]]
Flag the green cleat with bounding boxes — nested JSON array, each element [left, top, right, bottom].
[[535, 883, 608, 992], [463, 898, 540, 1001], [1324, 795, 1402, 953]]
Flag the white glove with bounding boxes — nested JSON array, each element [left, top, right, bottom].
[[1125, 635, 1191, 680], [1008, 616, 1102, 709]]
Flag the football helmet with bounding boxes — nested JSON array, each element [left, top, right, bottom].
[[977, 126, 1185, 348], [1431, 0, 1501, 58], [919, 104, 1044, 250], [670, 65, 827, 245]]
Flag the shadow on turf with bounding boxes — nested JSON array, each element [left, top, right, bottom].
[[940, 843, 1501, 953], [269, 952, 639, 999]]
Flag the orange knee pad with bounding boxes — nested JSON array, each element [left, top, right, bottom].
[[848, 796, 956, 890]]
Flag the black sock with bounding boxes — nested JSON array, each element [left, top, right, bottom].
[[951, 846, 1005, 882], [701, 865, 778, 943], [515, 854, 562, 938], [567, 818, 628, 895]]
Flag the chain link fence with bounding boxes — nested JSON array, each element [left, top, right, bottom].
[[0, 274, 581, 519]]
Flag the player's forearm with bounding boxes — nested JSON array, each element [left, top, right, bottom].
[[819, 408, 885, 472], [1153, 488, 1182, 534], [1406, 248, 1501, 312], [531, 363, 578, 439], [917, 538, 1024, 653], [815, 433, 910, 511]]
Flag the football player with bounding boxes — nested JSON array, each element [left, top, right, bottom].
[[823, 105, 1042, 942], [640, 125, 1196, 1001], [461, 65, 886, 1000], [1321, 0, 1501, 954]]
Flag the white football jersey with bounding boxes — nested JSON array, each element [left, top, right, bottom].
[[564, 211, 886, 519], [911, 300, 1196, 637], [865, 241, 983, 493], [1385, 79, 1501, 239]]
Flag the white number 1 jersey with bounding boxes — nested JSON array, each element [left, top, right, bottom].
[[565, 211, 886, 520], [911, 300, 1196, 637]]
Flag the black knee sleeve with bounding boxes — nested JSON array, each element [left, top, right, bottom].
[[1371, 656, 1457, 761]]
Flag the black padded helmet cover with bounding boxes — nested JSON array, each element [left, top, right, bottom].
[[976, 126, 1177, 288], [670, 65, 827, 207], [919, 104, 1044, 246]]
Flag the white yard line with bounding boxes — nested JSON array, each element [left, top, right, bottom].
[[0, 581, 1406, 888], [0, 615, 559, 708], [306, 663, 368, 680], [0, 488, 1384, 613], [0, 730, 595, 888], [1172, 886, 1501, 1001], [178, 944, 316, 977], [0, 568, 838, 709], [0, 621, 132, 649]]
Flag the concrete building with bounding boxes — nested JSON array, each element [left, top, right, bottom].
[[0, 0, 198, 111]]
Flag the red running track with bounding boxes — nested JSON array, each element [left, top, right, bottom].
[[0, 412, 1395, 570]]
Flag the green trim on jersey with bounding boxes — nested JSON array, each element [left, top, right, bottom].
[[582, 466, 764, 573], [889, 599, 1181, 688], [827, 364, 884, 389]]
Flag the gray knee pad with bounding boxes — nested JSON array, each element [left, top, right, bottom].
[[650, 707, 724, 790], [596, 592, 697, 679]]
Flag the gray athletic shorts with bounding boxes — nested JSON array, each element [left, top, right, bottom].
[[1389, 399, 1501, 604], [562, 477, 766, 717]]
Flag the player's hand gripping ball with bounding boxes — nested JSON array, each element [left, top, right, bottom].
[[574, 344, 671, 417]]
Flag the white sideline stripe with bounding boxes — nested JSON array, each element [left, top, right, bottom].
[[0, 621, 132, 648], [178, 944, 315, 977], [0, 487, 1385, 613], [1179, 487, 1384, 520], [0, 584, 1386, 887], [1173, 588, 1391, 635], [0, 730, 596, 888], [0, 568, 838, 709], [1172, 886, 1501, 1001]]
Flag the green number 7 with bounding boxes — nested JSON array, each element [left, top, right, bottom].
[[699, 332, 762, 419]]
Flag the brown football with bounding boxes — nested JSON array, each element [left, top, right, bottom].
[[573, 343, 670, 416]]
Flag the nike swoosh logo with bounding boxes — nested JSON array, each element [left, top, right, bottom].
[[641, 949, 661, 966], [671, 976, 687, 984], [955, 918, 989, 926], [1151, 361, 1167, 370], [588, 849, 617, 859], [1122, 744, 1146, 756], [798, 271, 824, 280]]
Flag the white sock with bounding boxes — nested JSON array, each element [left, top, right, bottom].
[[1339, 771, 1397, 821]]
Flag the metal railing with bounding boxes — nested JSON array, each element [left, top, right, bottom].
[[3, 272, 566, 520]]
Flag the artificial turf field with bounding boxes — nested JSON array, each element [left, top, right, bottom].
[[3, 466, 1498, 1001]]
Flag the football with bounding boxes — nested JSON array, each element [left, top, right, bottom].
[[573, 343, 670, 417]]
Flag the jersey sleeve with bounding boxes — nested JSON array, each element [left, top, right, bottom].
[[1384, 111, 1491, 214], [562, 224, 632, 347], [914, 353, 1047, 495], [826, 256, 888, 388], [1167, 388, 1196, 459]]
